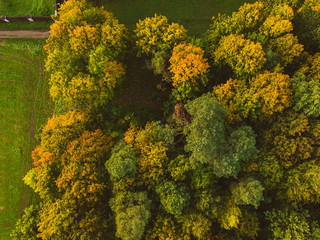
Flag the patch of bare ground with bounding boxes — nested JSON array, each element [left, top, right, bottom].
[[0, 30, 49, 38]]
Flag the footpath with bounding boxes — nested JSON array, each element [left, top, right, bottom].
[[0, 30, 50, 38]]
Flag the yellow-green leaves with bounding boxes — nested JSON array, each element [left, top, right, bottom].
[[134, 14, 187, 56], [214, 34, 266, 78]]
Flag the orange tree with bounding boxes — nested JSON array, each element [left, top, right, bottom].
[[23, 112, 114, 239], [169, 43, 210, 101]]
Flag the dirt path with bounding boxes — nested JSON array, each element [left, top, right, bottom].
[[0, 30, 50, 38]]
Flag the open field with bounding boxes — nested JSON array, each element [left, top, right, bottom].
[[0, 39, 53, 239], [103, 0, 255, 35]]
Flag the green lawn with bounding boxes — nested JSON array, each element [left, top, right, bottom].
[[0, 0, 55, 16], [102, 0, 255, 35], [0, 39, 53, 240]]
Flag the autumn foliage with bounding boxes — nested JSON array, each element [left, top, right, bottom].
[[13, 0, 320, 239]]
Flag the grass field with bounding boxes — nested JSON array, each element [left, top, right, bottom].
[[0, 0, 55, 16], [102, 0, 255, 35], [0, 39, 52, 239]]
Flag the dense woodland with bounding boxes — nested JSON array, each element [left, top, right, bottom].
[[10, 0, 320, 239]]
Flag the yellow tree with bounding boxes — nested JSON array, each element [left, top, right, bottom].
[[45, 0, 128, 110], [249, 71, 292, 119], [214, 34, 266, 78], [134, 14, 188, 56]]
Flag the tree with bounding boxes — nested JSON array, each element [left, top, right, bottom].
[[105, 141, 137, 182], [230, 2, 265, 33], [110, 191, 151, 240], [168, 154, 191, 182], [45, 0, 128, 110], [230, 177, 264, 208], [184, 93, 228, 168], [55, 130, 113, 207], [138, 141, 169, 189], [228, 126, 258, 164], [122, 122, 174, 189], [264, 111, 315, 164], [249, 71, 293, 119], [178, 211, 212, 239], [11, 205, 40, 240], [134, 14, 188, 56], [169, 43, 210, 100], [256, 152, 284, 190], [259, 4, 294, 38], [32, 111, 91, 200], [184, 94, 258, 177], [237, 209, 260, 238], [145, 212, 187, 240], [285, 160, 320, 203], [293, 73, 320, 118], [36, 130, 113, 240], [213, 34, 266, 78], [295, 0, 320, 52], [156, 180, 190, 217], [265, 208, 320, 240], [259, 15, 293, 38], [213, 78, 259, 123], [218, 198, 242, 230], [269, 33, 304, 67], [206, 2, 265, 49]]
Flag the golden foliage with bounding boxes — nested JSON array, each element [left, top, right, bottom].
[[214, 34, 266, 77], [250, 71, 292, 118], [134, 14, 187, 56], [169, 43, 210, 87]]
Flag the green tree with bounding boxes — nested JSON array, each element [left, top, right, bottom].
[[184, 94, 257, 177], [265, 208, 320, 240], [105, 142, 137, 182], [230, 177, 264, 208], [156, 181, 190, 217], [293, 73, 320, 118], [184, 93, 228, 168], [110, 191, 151, 240], [285, 160, 320, 203]]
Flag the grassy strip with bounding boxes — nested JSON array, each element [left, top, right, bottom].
[[102, 0, 255, 35], [0, 21, 52, 31], [0, 39, 53, 240]]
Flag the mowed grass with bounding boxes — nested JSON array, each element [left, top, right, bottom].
[[102, 0, 255, 35], [0, 0, 32, 16], [0, 0, 55, 16], [0, 39, 52, 239]]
